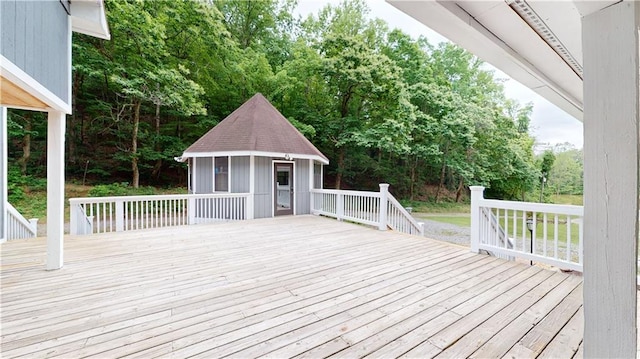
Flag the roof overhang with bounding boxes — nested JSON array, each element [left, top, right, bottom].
[[0, 55, 71, 113], [179, 151, 330, 165], [71, 0, 111, 40], [387, 0, 618, 122]]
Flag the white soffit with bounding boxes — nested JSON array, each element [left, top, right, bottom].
[[71, 0, 111, 40], [387, 0, 588, 121]]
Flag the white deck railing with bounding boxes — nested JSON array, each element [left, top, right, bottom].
[[70, 193, 252, 235], [6, 202, 38, 240], [311, 184, 424, 236], [470, 186, 583, 272]]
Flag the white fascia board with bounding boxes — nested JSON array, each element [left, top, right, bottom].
[[1, 55, 71, 114], [181, 151, 330, 165], [387, 0, 583, 121], [71, 0, 111, 40]]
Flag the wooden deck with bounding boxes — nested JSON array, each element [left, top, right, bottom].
[[1, 215, 586, 358]]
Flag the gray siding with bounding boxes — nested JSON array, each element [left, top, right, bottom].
[[1, 0, 71, 104], [295, 159, 310, 215], [230, 156, 250, 193], [194, 157, 213, 194], [314, 163, 323, 189], [253, 156, 273, 219]]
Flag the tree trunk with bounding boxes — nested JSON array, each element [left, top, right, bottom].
[[17, 114, 32, 175], [132, 100, 141, 188], [151, 101, 162, 180], [435, 146, 448, 203], [409, 157, 417, 201], [335, 147, 345, 190], [455, 178, 464, 203]]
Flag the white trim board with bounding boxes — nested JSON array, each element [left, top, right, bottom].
[[181, 151, 329, 165], [1, 55, 71, 114]]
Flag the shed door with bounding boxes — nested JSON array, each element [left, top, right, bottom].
[[274, 163, 294, 216]]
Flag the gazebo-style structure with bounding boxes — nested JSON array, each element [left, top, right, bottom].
[[178, 93, 329, 218]]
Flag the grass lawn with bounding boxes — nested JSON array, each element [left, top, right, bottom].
[[416, 214, 471, 227], [550, 194, 583, 205]]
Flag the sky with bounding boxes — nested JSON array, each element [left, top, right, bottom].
[[293, 0, 584, 150]]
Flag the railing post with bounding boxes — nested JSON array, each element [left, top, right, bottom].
[[379, 183, 389, 231], [70, 203, 78, 235], [336, 192, 344, 221], [187, 196, 196, 225], [246, 194, 254, 220], [115, 199, 125, 232], [29, 218, 38, 237], [309, 190, 315, 214], [470, 185, 485, 253]]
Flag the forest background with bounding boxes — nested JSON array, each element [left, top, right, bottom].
[[6, 0, 584, 214]]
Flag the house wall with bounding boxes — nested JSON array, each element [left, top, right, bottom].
[[295, 159, 310, 215], [1, 0, 71, 105], [231, 156, 250, 192], [253, 156, 272, 219], [194, 157, 213, 194]]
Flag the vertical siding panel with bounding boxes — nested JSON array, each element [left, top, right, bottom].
[[295, 159, 310, 214], [1, 1, 70, 104], [195, 157, 213, 194], [1, 1, 17, 63], [253, 156, 272, 218], [230, 156, 250, 192]]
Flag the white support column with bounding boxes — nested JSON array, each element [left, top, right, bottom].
[[308, 159, 314, 213], [248, 155, 255, 220], [379, 183, 389, 231], [582, 3, 639, 357], [46, 111, 66, 270], [0, 107, 7, 243], [469, 186, 484, 254]]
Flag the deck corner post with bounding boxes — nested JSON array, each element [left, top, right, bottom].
[[46, 110, 66, 270], [336, 192, 344, 221], [379, 183, 389, 231], [582, 2, 640, 357], [469, 185, 485, 253], [115, 199, 125, 232], [246, 194, 254, 220]]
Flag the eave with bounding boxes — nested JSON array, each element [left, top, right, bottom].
[[387, 0, 617, 122], [71, 0, 111, 40]]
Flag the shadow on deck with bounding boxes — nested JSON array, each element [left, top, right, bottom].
[[1, 215, 585, 358]]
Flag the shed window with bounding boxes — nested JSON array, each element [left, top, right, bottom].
[[214, 156, 229, 192]]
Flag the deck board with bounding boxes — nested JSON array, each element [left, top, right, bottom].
[[1, 215, 588, 358]]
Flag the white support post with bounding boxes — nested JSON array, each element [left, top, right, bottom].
[[248, 155, 255, 220], [46, 111, 66, 270], [115, 199, 125, 232], [379, 183, 389, 231], [469, 186, 484, 254], [336, 192, 344, 221], [0, 107, 7, 243], [309, 159, 314, 213], [582, 3, 639, 357]]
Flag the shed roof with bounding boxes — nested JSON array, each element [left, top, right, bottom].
[[182, 93, 328, 164]]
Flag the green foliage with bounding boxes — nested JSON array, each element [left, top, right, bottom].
[[6, 0, 545, 206], [548, 144, 583, 195], [88, 182, 157, 197]]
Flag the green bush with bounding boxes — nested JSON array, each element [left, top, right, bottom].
[[88, 182, 157, 197]]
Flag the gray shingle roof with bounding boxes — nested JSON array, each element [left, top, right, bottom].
[[182, 93, 328, 163]]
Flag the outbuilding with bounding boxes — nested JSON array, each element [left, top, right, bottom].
[[178, 93, 328, 218]]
